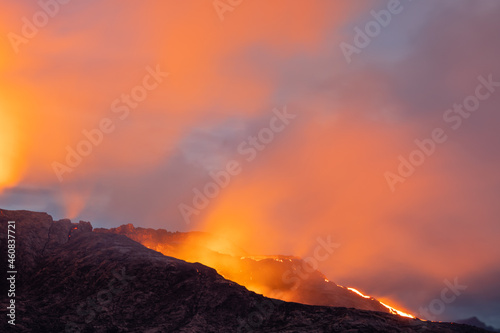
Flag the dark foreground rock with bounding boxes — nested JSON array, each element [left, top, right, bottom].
[[95, 224, 394, 314], [0, 209, 488, 332], [456, 317, 500, 332]]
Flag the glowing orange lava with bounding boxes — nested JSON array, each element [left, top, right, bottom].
[[167, 243, 416, 318], [346, 287, 415, 318], [112, 227, 417, 319]]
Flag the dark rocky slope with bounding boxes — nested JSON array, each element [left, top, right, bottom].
[[94, 224, 403, 314], [0, 209, 487, 332], [456, 317, 500, 332]]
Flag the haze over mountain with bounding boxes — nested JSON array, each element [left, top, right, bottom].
[[95, 223, 412, 316], [0, 209, 490, 332], [1, 0, 500, 328]]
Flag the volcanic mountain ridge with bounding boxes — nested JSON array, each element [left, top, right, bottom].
[[0, 209, 488, 332]]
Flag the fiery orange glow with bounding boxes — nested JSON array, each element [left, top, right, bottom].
[[174, 240, 279, 297], [124, 226, 416, 319], [163, 243, 415, 318], [347, 287, 372, 299], [346, 287, 415, 318], [0, 102, 24, 192], [1, 0, 498, 326], [379, 301, 415, 319]]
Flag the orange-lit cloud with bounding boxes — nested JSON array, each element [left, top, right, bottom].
[[1, 0, 500, 326]]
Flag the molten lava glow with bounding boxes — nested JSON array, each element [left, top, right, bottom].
[[144, 233, 417, 319], [174, 242, 277, 297], [347, 287, 371, 299], [346, 287, 415, 318], [379, 301, 415, 319]]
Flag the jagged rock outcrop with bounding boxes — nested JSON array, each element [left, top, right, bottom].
[[0, 209, 488, 332], [0, 209, 91, 293]]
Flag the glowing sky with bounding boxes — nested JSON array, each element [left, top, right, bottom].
[[1, 0, 499, 327]]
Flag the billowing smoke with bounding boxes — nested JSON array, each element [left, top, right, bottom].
[[1, 0, 499, 326]]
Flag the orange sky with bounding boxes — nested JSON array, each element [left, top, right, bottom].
[[1, 0, 500, 326]]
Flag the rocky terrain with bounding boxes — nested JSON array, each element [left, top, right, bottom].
[[95, 224, 397, 313], [456, 317, 500, 332], [0, 209, 489, 332]]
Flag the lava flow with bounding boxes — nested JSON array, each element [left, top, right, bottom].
[[97, 225, 417, 318], [346, 287, 415, 318]]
